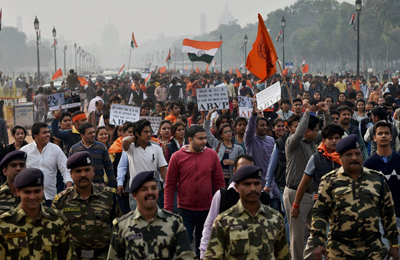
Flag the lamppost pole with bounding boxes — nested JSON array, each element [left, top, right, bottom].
[[281, 16, 286, 68], [220, 33, 223, 72], [63, 45, 66, 77], [356, 0, 362, 76], [244, 34, 248, 74], [52, 27, 57, 73], [74, 43, 77, 72], [34, 16, 40, 86]]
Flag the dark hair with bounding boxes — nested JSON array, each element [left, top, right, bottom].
[[310, 99, 319, 106], [177, 115, 188, 126], [215, 115, 230, 130], [79, 123, 94, 135], [256, 117, 269, 126], [271, 118, 284, 128], [356, 91, 364, 98], [60, 112, 71, 122], [308, 115, 320, 130], [187, 125, 206, 139], [170, 101, 180, 110], [337, 105, 352, 114], [95, 126, 108, 140], [12, 125, 27, 137], [293, 98, 302, 104], [345, 100, 354, 108], [371, 107, 387, 121], [123, 121, 135, 132], [134, 119, 152, 137], [355, 99, 366, 112], [321, 123, 345, 139], [323, 95, 333, 102], [156, 101, 165, 110], [171, 122, 185, 136], [140, 102, 150, 110], [109, 95, 121, 104], [32, 122, 48, 138], [233, 154, 255, 168], [217, 123, 233, 141], [158, 120, 172, 136], [287, 115, 301, 127], [330, 109, 339, 117], [281, 99, 291, 105], [373, 121, 392, 135], [347, 92, 357, 100], [96, 89, 104, 97], [234, 117, 248, 128]]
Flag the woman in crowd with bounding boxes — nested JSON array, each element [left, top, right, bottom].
[[271, 118, 286, 140], [356, 91, 364, 101], [5, 125, 28, 153], [324, 95, 333, 109], [140, 103, 150, 116], [353, 99, 367, 122], [96, 126, 110, 149], [188, 104, 201, 126], [231, 97, 239, 120], [337, 92, 347, 105], [232, 117, 247, 154], [165, 122, 187, 162], [313, 90, 322, 101], [204, 109, 245, 186], [153, 101, 166, 119], [111, 125, 124, 146], [152, 120, 173, 158]]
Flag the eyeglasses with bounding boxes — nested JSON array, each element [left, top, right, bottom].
[[223, 130, 233, 134], [117, 128, 124, 132]]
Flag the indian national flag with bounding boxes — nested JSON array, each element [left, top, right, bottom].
[[239, 63, 244, 72], [275, 31, 282, 42], [348, 13, 355, 29], [145, 73, 151, 86], [165, 50, 171, 63], [118, 65, 126, 77], [211, 60, 216, 73], [182, 39, 222, 64], [131, 33, 138, 49], [302, 58, 306, 67]]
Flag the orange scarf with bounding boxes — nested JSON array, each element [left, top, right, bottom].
[[108, 136, 123, 154], [317, 142, 342, 166]]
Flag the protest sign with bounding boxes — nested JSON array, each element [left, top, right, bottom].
[[171, 72, 181, 79], [110, 104, 140, 126], [47, 91, 81, 111], [181, 69, 191, 77], [197, 87, 229, 111], [256, 81, 281, 110], [238, 96, 253, 118], [140, 116, 162, 133], [141, 73, 150, 79], [13, 104, 34, 128]]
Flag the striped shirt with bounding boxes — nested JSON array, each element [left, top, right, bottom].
[[69, 141, 116, 188]]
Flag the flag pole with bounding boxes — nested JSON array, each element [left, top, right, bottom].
[[276, 61, 294, 107], [128, 47, 132, 72]]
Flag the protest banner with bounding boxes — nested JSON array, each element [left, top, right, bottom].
[[238, 96, 253, 118], [197, 87, 229, 111], [140, 116, 162, 133], [47, 91, 81, 111], [181, 69, 191, 77], [110, 104, 140, 126], [13, 104, 34, 128], [141, 73, 150, 79], [171, 72, 181, 79], [256, 81, 281, 110]]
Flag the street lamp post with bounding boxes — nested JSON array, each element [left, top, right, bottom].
[[74, 43, 77, 72], [34, 16, 40, 86], [244, 34, 248, 74], [220, 33, 223, 72], [281, 16, 286, 68], [356, 0, 362, 76], [52, 27, 57, 74], [63, 44, 66, 77]]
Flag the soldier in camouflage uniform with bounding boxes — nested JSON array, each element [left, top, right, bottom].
[[312, 134, 400, 260], [205, 165, 289, 260], [0, 151, 26, 215], [107, 170, 196, 260], [0, 168, 77, 260], [52, 151, 122, 259]]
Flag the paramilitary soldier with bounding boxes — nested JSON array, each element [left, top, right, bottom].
[[205, 165, 289, 260], [0, 151, 26, 215], [0, 168, 77, 259], [52, 151, 122, 259], [312, 134, 400, 260], [107, 170, 196, 260]]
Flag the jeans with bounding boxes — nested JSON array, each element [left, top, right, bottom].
[[178, 208, 209, 257], [118, 193, 130, 214], [278, 188, 290, 245], [129, 193, 137, 211]]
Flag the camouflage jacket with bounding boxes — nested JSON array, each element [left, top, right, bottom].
[[0, 204, 76, 260], [312, 166, 400, 247], [204, 200, 289, 260], [52, 184, 122, 252], [0, 182, 20, 215], [107, 207, 196, 260]]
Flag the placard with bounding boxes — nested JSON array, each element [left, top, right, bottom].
[[140, 116, 162, 133], [197, 87, 229, 111], [47, 91, 81, 111], [13, 104, 34, 128], [110, 104, 140, 126], [256, 81, 281, 110], [181, 69, 191, 77], [238, 96, 253, 118]]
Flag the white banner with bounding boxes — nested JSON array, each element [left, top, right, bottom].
[[181, 69, 191, 77], [256, 81, 281, 110], [238, 96, 254, 118], [197, 87, 229, 111], [47, 91, 81, 111], [140, 116, 162, 134], [110, 104, 140, 126]]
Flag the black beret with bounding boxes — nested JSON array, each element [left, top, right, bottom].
[[0, 151, 27, 169], [233, 165, 262, 184], [129, 171, 158, 193], [14, 168, 44, 189], [336, 134, 361, 155], [67, 151, 93, 169]]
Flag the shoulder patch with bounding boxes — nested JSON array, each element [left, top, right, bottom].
[[321, 168, 339, 181], [114, 211, 133, 224], [160, 209, 180, 218], [47, 207, 67, 220], [0, 210, 15, 219]]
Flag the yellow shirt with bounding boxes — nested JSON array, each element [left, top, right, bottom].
[[335, 82, 346, 93]]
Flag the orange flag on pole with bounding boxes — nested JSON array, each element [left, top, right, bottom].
[[205, 64, 209, 73], [196, 67, 200, 73], [78, 77, 88, 86], [215, 68, 218, 74], [301, 64, 309, 74], [230, 68, 232, 74], [52, 68, 63, 80], [185, 66, 188, 70], [236, 68, 242, 78], [246, 14, 278, 82], [159, 66, 166, 73], [282, 68, 288, 76]]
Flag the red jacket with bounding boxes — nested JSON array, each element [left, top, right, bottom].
[[164, 145, 225, 212]]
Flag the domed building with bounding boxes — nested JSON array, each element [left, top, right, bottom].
[[218, 5, 235, 26]]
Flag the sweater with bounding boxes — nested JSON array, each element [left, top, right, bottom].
[[164, 146, 225, 212]]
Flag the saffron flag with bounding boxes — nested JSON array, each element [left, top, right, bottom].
[[165, 50, 171, 63], [215, 68, 218, 74], [236, 68, 242, 78], [131, 33, 138, 49], [78, 77, 88, 86], [230, 68, 232, 74], [159, 66, 166, 73], [349, 13, 355, 29], [246, 13, 278, 82], [52, 69, 63, 80], [185, 66, 188, 70], [0, 9, 2, 31], [282, 68, 288, 76], [302, 64, 309, 74], [196, 67, 200, 73], [276, 31, 282, 42], [205, 64, 209, 72], [118, 65, 126, 77], [182, 39, 222, 64]]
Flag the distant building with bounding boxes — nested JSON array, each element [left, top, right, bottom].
[[200, 13, 207, 35], [17, 16, 22, 32], [218, 5, 235, 26]]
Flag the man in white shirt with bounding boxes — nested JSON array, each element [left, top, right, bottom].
[[121, 119, 167, 211], [88, 89, 104, 114], [21, 122, 72, 207]]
